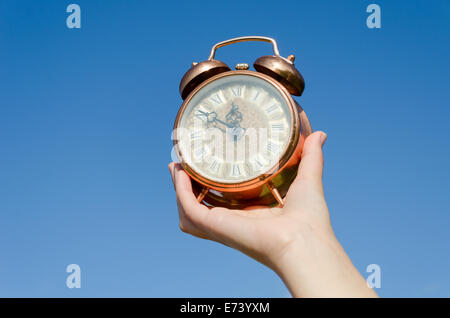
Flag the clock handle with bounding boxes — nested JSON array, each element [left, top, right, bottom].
[[208, 36, 281, 60], [267, 181, 285, 208]]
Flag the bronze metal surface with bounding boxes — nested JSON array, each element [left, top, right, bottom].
[[173, 70, 312, 208], [254, 55, 305, 96], [179, 60, 230, 100], [208, 36, 281, 60]]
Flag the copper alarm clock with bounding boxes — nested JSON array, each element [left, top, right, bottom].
[[173, 36, 312, 209]]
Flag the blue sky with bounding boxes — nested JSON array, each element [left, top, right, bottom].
[[0, 0, 449, 297]]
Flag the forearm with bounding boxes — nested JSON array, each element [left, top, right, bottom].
[[273, 229, 378, 298]]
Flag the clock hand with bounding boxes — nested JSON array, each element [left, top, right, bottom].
[[195, 109, 212, 119], [226, 102, 244, 128], [194, 110, 229, 133], [195, 109, 245, 140], [195, 110, 234, 128], [224, 102, 246, 141], [214, 117, 234, 129], [215, 116, 245, 141]]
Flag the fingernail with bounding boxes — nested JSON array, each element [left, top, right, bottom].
[[320, 132, 327, 147]]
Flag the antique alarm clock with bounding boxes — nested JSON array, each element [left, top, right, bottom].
[[173, 36, 312, 209]]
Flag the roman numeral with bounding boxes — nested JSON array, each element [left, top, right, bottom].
[[250, 154, 267, 173], [209, 93, 223, 104], [253, 159, 263, 171], [190, 130, 203, 140], [231, 87, 242, 97], [194, 147, 205, 158], [209, 159, 221, 173], [271, 123, 284, 132], [252, 90, 260, 101], [231, 164, 241, 177], [265, 104, 278, 114], [267, 142, 279, 155]]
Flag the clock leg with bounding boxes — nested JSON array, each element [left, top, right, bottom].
[[267, 181, 284, 208], [196, 186, 210, 203]]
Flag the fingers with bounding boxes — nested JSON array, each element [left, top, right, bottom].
[[168, 162, 176, 189], [168, 163, 255, 249], [169, 162, 241, 244], [168, 163, 211, 240], [171, 164, 232, 235], [283, 131, 328, 212], [296, 131, 327, 185], [172, 163, 210, 218]]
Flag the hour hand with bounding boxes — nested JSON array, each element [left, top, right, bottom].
[[195, 110, 214, 121], [195, 110, 227, 131], [215, 117, 245, 140]]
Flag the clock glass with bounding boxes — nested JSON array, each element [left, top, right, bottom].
[[176, 73, 293, 184]]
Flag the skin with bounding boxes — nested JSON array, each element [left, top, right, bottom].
[[168, 131, 378, 298]]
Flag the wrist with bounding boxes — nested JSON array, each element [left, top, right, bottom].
[[272, 223, 338, 279], [272, 226, 377, 297]]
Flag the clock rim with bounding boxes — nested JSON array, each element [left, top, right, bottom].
[[173, 70, 301, 192]]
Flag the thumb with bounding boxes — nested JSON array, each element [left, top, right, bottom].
[[296, 131, 327, 184]]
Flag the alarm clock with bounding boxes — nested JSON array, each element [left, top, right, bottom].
[[173, 36, 312, 209]]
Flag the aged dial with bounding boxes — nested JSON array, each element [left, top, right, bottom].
[[176, 74, 293, 184]]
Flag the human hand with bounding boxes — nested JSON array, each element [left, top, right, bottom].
[[168, 131, 377, 297]]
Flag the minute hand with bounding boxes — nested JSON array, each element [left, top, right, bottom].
[[214, 118, 234, 128], [195, 110, 232, 129]]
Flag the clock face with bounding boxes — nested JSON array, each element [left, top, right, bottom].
[[176, 73, 293, 184]]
